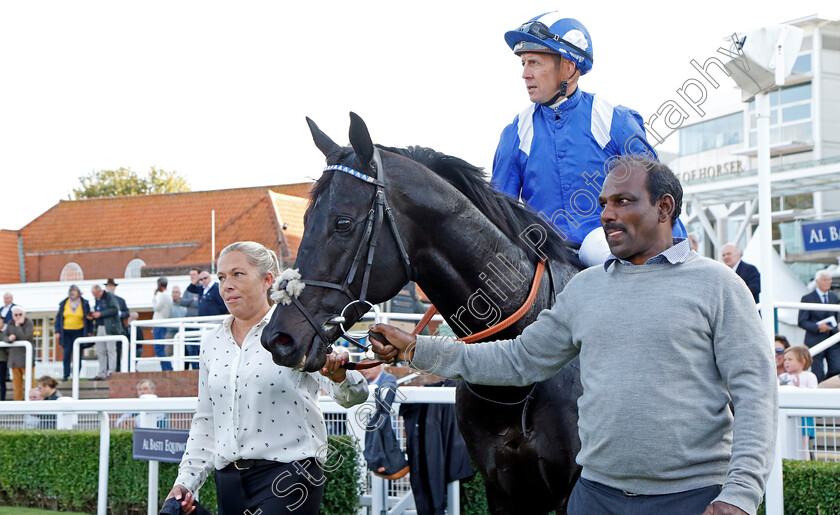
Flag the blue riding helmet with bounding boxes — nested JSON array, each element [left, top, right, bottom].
[[504, 14, 593, 75]]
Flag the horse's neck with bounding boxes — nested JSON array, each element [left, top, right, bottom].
[[405, 194, 542, 338]]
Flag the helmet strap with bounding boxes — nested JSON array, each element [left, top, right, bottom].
[[541, 63, 579, 107], [541, 81, 568, 107]]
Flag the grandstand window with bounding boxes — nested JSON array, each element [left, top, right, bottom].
[[59, 262, 84, 282], [124, 258, 146, 278]]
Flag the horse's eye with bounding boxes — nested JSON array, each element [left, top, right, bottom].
[[335, 217, 353, 233]]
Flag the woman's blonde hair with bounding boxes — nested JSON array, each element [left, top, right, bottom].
[[784, 346, 813, 369], [219, 242, 281, 304]]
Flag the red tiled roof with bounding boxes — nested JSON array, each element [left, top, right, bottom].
[[20, 183, 314, 274], [269, 192, 308, 261], [0, 230, 21, 283]]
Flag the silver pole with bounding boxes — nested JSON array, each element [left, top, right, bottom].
[[211, 210, 216, 274]]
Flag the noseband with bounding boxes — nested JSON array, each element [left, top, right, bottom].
[[274, 148, 411, 362]]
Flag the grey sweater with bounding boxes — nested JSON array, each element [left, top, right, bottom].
[[411, 253, 777, 515]]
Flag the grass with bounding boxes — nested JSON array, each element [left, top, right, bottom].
[[0, 508, 89, 515]]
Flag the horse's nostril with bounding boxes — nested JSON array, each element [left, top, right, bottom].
[[274, 333, 294, 346]]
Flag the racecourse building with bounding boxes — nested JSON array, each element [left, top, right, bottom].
[[0, 183, 310, 372], [667, 15, 840, 287]]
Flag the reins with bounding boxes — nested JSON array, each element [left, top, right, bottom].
[[411, 260, 546, 343]]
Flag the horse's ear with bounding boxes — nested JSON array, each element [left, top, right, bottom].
[[348, 112, 375, 168], [306, 117, 340, 160]]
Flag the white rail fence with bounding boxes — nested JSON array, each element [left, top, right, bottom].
[[7, 303, 840, 514], [0, 387, 458, 515], [127, 311, 446, 372], [1, 387, 839, 514], [0, 340, 34, 401]]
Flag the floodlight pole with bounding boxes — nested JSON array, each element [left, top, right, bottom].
[[761, 29, 790, 515], [757, 92, 774, 346]]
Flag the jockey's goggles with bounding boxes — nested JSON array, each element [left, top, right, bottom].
[[514, 21, 593, 62]]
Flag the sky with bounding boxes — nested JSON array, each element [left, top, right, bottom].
[[1, 0, 837, 230]]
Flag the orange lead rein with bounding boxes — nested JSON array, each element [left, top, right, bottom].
[[412, 260, 546, 343]]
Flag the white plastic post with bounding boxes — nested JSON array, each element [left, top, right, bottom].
[[23, 342, 32, 403], [173, 324, 185, 371], [130, 320, 138, 373], [371, 474, 386, 515], [72, 338, 81, 400], [148, 460, 159, 515], [98, 411, 110, 515], [447, 481, 460, 515]]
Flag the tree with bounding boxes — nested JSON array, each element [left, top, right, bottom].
[[72, 166, 190, 199]]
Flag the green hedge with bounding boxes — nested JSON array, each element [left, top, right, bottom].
[[460, 463, 490, 515], [758, 459, 840, 515], [0, 430, 361, 514]]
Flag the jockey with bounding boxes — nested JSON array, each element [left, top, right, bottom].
[[492, 13, 686, 266]]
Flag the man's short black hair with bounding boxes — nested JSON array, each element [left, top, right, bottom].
[[608, 156, 682, 226]]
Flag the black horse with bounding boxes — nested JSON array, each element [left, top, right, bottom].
[[262, 113, 584, 514]]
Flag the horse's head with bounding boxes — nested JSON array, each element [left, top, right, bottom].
[[261, 113, 412, 372]]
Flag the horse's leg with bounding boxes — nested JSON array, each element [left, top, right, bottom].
[[484, 485, 550, 515]]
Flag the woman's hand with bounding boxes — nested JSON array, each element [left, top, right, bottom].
[[7, 334, 15, 342], [165, 484, 195, 514], [319, 347, 350, 383]]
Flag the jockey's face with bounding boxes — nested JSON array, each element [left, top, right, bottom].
[[599, 165, 674, 265], [520, 52, 574, 104]]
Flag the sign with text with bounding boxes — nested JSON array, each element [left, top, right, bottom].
[[133, 428, 190, 463], [801, 219, 840, 253]]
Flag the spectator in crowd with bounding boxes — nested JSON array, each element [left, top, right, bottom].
[[721, 242, 760, 303], [798, 269, 840, 383], [23, 388, 44, 429], [779, 346, 819, 460], [3, 306, 35, 401], [180, 268, 201, 317], [186, 270, 228, 316], [688, 232, 700, 252], [90, 284, 122, 380], [116, 379, 166, 428], [153, 277, 174, 371], [167, 241, 368, 515], [774, 334, 791, 377], [372, 157, 777, 515], [170, 286, 187, 320], [799, 270, 840, 382], [54, 284, 92, 382], [38, 375, 62, 400], [105, 278, 130, 371], [1, 292, 16, 326], [128, 311, 146, 358]]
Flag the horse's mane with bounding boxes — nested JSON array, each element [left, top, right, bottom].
[[385, 145, 575, 264], [307, 145, 575, 264]]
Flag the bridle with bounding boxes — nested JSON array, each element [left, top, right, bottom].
[[275, 148, 411, 364], [276, 146, 548, 371]]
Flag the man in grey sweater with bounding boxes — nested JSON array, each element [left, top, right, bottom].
[[372, 157, 777, 515]]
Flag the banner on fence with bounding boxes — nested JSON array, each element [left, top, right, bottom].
[[133, 428, 190, 463]]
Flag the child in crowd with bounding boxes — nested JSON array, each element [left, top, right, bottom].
[[779, 346, 819, 459]]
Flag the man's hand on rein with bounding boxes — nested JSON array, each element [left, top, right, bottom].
[[369, 323, 416, 363], [319, 348, 350, 383]]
